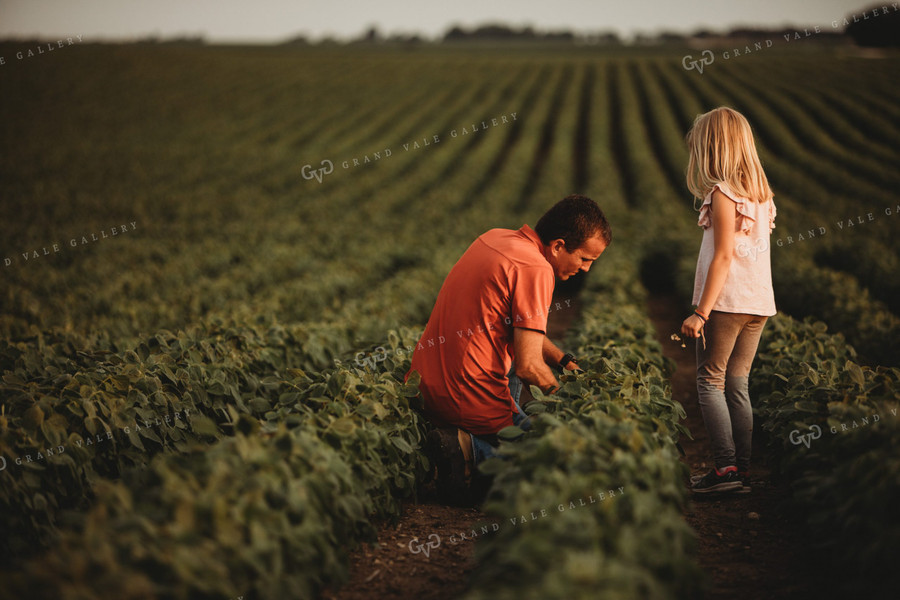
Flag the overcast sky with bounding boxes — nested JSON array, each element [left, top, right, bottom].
[[0, 0, 873, 43]]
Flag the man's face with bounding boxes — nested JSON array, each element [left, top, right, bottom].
[[547, 234, 607, 280]]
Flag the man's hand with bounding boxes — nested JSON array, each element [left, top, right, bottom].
[[514, 328, 559, 394]]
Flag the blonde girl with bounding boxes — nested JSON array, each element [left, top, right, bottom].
[[681, 107, 776, 494]]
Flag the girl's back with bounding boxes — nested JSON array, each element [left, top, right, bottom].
[[692, 181, 776, 317]]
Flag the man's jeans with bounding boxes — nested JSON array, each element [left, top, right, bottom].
[[470, 368, 533, 465], [696, 311, 768, 471]]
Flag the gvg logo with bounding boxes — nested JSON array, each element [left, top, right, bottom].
[[682, 50, 714, 74], [736, 238, 769, 261], [789, 424, 822, 448], [408, 534, 441, 557], [355, 346, 389, 370], [301, 159, 334, 184], [345, 345, 413, 375]]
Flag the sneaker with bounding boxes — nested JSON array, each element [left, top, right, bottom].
[[691, 471, 750, 494], [691, 470, 751, 492], [691, 467, 742, 494], [425, 428, 469, 505]]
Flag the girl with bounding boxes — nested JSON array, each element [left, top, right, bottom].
[[681, 107, 776, 494]]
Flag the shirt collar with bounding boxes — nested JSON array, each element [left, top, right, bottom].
[[519, 224, 543, 247]]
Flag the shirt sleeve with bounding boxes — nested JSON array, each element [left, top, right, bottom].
[[509, 265, 554, 333], [698, 183, 758, 235]]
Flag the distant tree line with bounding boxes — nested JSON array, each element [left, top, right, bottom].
[[25, 6, 888, 48], [3, 7, 898, 48], [845, 3, 900, 47], [443, 24, 580, 42], [282, 21, 865, 47]]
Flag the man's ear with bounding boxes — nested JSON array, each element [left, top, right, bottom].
[[549, 239, 567, 256]]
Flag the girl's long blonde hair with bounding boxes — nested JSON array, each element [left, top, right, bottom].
[[685, 106, 772, 204]]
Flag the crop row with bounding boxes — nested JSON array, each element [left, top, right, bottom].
[[463, 259, 704, 600], [6, 52, 896, 367], [0, 316, 362, 558], [645, 59, 900, 365], [734, 58, 900, 167], [770, 256, 899, 366], [3, 327, 429, 599], [0, 51, 532, 345], [749, 314, 900, 596]]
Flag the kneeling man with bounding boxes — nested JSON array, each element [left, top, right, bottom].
[[409, 195, 611, 500]]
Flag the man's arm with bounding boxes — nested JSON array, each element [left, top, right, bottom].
[[541, 336, 579, 371], [514, 327, 559, 394]]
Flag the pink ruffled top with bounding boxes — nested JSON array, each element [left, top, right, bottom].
[[692, 182, 777, 317]]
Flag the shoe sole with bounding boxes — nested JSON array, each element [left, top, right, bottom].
[[691, 481, 743, 493], [691, 474, 751, 493]]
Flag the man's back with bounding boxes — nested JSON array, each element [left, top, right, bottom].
[[410, 225, 554, 435]]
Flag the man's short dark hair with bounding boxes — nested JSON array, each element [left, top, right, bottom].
[[534, 195, 611, 251]]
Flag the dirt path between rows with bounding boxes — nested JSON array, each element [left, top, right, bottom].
[[646, 295, 829, 599], [317, 497, 484, 600]]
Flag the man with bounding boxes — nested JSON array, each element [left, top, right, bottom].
[[409, 195, 611, 503]]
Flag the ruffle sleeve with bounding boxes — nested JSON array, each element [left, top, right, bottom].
[[696, 182, 759, 234], [767, 197, 777, 234]]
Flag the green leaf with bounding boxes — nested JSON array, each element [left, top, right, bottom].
[[329, 417, 355, 437], [279, 392, 300, 404], [405, 370, 421, 388], [127, 428, 146, 450], [191, 415, 220, 437], [355, 402, 376, 419], [390, 436, 413, 453], [399, 385, 419, 398], [474, 456, 508, 475], [845, 361, 866, 389], [248, 397, 271, 413], [84, 415, 102, 435], [524, 401, 546, 416], [804, 366, 819, 386], [24, 405, 44, 429], [497, 425, 526, 441]]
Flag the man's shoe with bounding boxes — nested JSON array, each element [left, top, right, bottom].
[[691, 466, 742, 494], [425, 427, 469, 505]]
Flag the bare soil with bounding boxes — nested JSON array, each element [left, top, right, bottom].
[[317, 497, 484, 600]]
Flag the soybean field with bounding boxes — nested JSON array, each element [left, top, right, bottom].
[[1, 42, 898, 599]]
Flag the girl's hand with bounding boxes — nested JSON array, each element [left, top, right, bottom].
[[681, 314, 705, 338]]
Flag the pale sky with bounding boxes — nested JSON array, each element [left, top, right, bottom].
[[0, 0, 873, 43]]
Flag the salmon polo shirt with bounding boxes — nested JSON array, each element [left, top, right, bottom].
[[409, 225, 555, 436]]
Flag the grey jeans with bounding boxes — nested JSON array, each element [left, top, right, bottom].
[[696, 311, 768, 471]]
